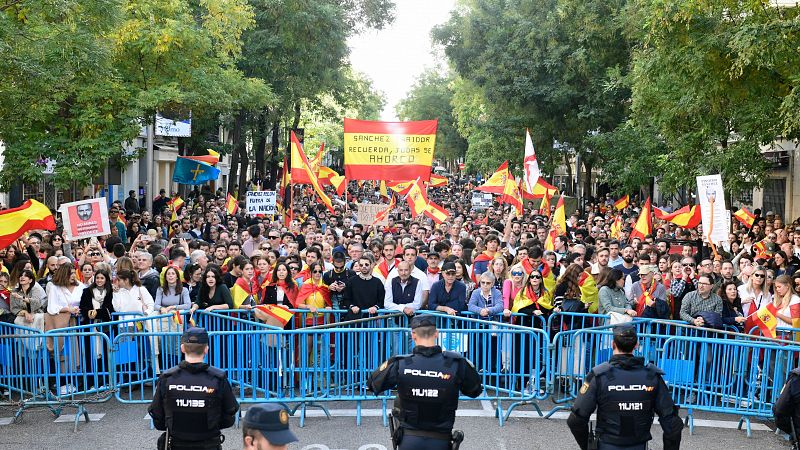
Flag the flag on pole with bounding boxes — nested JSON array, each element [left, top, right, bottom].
[[733, 207, 756, 228], [523, 129, 541, 192], [610, 216, 623, 239], [424, 200, 449, 224], [539, 193, 552, 218], [167, 195, 184, 213], [373, 194, 396, 225], [172, 157, 220, 185], [501, 171, 524, 216], [614, 195, 630, 210], [225, 194, 239, 215], [291, 131, 335, 213], [630, 197, 653, 241], [378, 180, 389, 199], [403, 178, 429, 218], [552, 196, 567, 236], [429, 174, 448, 187], [387, 180, 415, 195], [476, 161, 511, 195], [654, 205, 701, 228], [0, 200, 56, 249]]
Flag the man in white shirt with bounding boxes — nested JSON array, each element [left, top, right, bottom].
[[386, 245, 430, 306], [384, 262, 424, 316]]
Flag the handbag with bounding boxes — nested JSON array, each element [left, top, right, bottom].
[[608, 311, 633, 325]]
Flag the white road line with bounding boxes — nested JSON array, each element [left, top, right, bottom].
[[0, 418, 13, 426]]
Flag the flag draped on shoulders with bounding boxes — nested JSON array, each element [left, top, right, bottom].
[[230, 277, 260, 309], [579, 270, 599, 313]]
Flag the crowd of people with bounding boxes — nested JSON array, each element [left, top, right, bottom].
[[0, 179, 799, 393]]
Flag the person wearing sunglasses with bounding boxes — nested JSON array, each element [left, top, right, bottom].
[[501, 264, 525, 318], [342, 254, 384, 320], [293, 262, 331, 326], [512, 269, 554, 326]]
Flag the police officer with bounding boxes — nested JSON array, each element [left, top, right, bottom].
[[367, 315, 482, 450], [148, 327, 239, 450], [774, 367, 800, 448], [242, 404, 299, 450], [567, 324, 683, 450]]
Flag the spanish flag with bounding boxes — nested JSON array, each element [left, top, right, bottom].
[[372, 194, 396, 226], [501, 171, 524, 216], [610, 216, 623, 239], [378, 180, 389, 199], [290, 141, 324, 184], [544, 228, 557, 251], [429, 174, 448, 187], [291, 131, 335, 213], [230, 277, 259, 309], [172, 310, 183, 325], [0, 200, 56, 249], [404, 179, 430, 218], [168, 195, 185, 212], [579, 270, 599, 313], [753, 240, 771, 260], [424, 200, 449, 224], [254, 304, 294, 327], [552, 196, 567, 236], [225, 193, 239, 215], [386, 180, 414, 195], [733, 207, 756, 228], [746, 302, 779, 338], [318, 166, 346, 196], [614, 195, 630, 210], [476, 161, 511, 195], [183, 149, 220, 166], [629, 197, 652, 241], [539, 188, 554, 218], [654, 205, 701, 228], [529, 177, 558, 199]]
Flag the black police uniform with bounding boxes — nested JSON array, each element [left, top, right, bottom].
[[148, 328, 239, 450], [368, 317, 482, 450], [774, 368, 800, 442], [567, 353, 683, 450]]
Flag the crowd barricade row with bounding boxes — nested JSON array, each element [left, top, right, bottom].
[[3, 310, 800, 433]]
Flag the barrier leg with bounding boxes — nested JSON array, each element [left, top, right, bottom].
[[356, 400, 362, 426], [737, 416, 752, 438], [503, 400, 543, 422], [496, 399, 504, 426], [72, 404, 90, 432], [684, 410, 694, 435], [543, 404, 569, 419], [381, 399, 388, 427]]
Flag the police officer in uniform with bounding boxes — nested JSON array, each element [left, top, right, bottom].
[[774, 367, 800, 447], [567, 324, 683, 450], [148, 327, 239, 450], [368, 315, 482, 450]]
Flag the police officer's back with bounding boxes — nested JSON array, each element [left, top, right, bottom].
[[567, 324, 683, 450], [148, 327, 239, 450], [368, 315, 482, 450], [774, 368, 800, 445]]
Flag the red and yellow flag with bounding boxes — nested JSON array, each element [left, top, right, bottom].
[[344, 118, 437, 181], [629, 197, 652, 241], [747, 302, 779, 338], [539, 193, 552, 218], [373, 194, 396, 225], [501, 171, 524, 216], [0, 200, 56, 249], [429, 173, 448, 187], [183, 149, 220, 166], [318, 166, 346, 196], [733, 207, 756, 228], [404, 179, 430, 218], [255, 304, 295, 327], [614, 195, 630, 210], [610, 216, 623, 239], [476, 161, 511, 195], [529, 177, 558, 199], [424, 200, 449, 224], [225, 193, 239, 215], [167, 195, 185, 212], [291, 131, 335, 213], [386, 180, 415, 195], [552, 196, 566, 236], [654, 205, 701, 229]]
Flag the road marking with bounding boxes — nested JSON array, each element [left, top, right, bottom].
[[0, 418, 13, 426], [54, 413, 105, 423]]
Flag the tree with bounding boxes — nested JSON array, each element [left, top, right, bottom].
[[395, 69, 467, 167]]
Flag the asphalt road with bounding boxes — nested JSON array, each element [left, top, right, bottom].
[[0, 399, 790, 450]]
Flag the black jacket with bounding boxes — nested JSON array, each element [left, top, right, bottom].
[[79, 286, 115, 323]]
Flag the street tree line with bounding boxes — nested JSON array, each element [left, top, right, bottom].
[[399, 0, 800, 198], [0, 0, 393, 197]]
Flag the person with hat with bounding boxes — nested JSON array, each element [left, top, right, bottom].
[[567, 324, 683, 450], [148, 327, 239, 450], [242, 404, 299, 450], [368, 315, 482, 450]]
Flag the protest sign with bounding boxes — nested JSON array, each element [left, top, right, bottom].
[[696, 174, 730, 243], [246, 191, 277, 215], [471, 192, 493, 210], [357, 203, 389, 226], [59, 198, 110, 240]]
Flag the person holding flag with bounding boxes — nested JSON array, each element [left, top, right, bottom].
[[772, 275, 800, 329]]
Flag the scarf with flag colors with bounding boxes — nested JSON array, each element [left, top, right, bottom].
[[290, 131, 335, 213], [373, 258, 399, 282], [733, 207, 756, 228], [512, 285, 554, 313], [230, 277, 260, 309], [629, 198, 653, 241], [635, 280, 658, 316], [654, 205, 701, 228], [614, 195, 630, 210], [578, 270, 599, 313], [0, 200, 56, 249]]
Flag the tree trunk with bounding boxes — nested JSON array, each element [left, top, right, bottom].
[[236, 110, 249, 199], [268, 119, 280, 190], [227, 113, 243, 195], [563, 152, 573, 195], [254, 112, 268, 178], [291, 102, 301, 130], [582, 157, 593, 203]]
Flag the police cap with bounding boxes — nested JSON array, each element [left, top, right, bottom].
[[181, 327, 209, 344], [242, 404, 298, 445], [410, 315, 437, 330]]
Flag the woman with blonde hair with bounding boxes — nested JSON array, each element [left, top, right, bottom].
[[738, 265, 771, 316], [502, 263, 526, 313], [773, 275, 800, 328]]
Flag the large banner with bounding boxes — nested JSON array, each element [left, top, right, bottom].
[[58, 198, 110, 240], [343, 118, 437, 181]]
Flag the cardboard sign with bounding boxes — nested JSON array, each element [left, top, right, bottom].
[[246, 191, 277, 215], [471, 192, 493, 210], [696, 174, 730, 244], [59, 198, 110, 240], [357, 203, 389, 226]]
